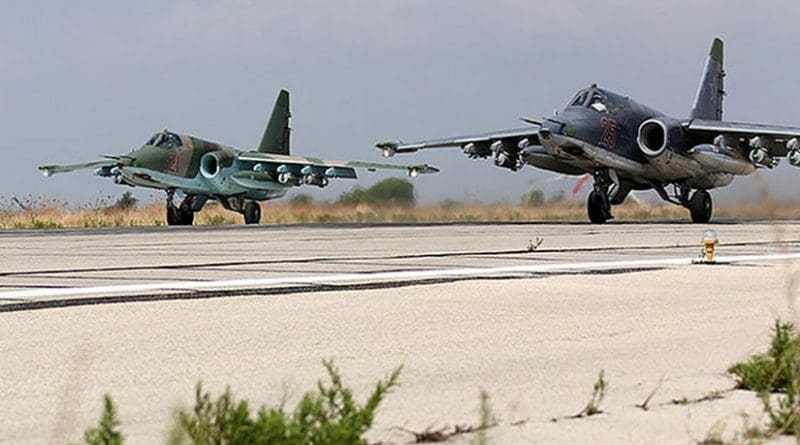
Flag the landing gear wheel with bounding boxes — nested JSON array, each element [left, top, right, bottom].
[[689, 190, 712, 223], [243, 201, 261, 224], [166, 206, 181, 225], [166, 205, 193, 225], [178, 201, 194, 225], [587, 190, 611, 224], [166, 193, 195, 226]]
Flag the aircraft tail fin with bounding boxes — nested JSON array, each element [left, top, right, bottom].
[[690, 37, 725, 121], [258, 89, 291, 154]]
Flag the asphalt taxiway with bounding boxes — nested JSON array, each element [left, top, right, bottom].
[[1, 222, 799, 443]]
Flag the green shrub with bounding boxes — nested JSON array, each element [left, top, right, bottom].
[[76, 395, 124, 445], [338, 178, 415, 207], [729, 320, 798, 393], [727, 320, 800, 437], [289, 194, 314, 206], [79, 361, 401, 445], [172, 360, 401, 445], [109, 192, 138, 210], [24, 219, 63, 229], [520, 189, 545, 207]]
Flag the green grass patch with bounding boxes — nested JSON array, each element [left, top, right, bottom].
[[76, 360, 401, 445], [726, 319, 800, 438], [729, 320, 797, 393]]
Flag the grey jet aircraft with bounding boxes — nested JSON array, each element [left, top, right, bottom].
[[377, 38, 799, 223]]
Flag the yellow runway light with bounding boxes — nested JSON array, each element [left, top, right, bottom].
[[702, 229, 719, 263]]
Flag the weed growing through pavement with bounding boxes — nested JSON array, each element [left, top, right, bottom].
[[75, 361, 401, 445], [713, 319, 800, 439], [74, 394, 123, 445], [578, 370, 608, 417], [398, 389, 497, 444], [729, 320, 797, 393]]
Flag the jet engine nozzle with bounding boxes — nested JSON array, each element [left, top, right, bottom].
[[200, 151, 233, 179], [637, 119, 670, 157]]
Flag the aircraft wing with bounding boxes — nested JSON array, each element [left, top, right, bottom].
[[38, 160, 118, 177], [687, 119, 800, 157], [375, 126, 541, 159], [237, 152, 439, 179]]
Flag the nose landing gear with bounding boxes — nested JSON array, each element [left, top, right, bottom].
[[166, 189, 195, 226], [586, 170, 616, 224], [219, 196, 262, 225]]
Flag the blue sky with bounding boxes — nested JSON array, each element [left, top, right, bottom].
[[2, 1, 799, 206]]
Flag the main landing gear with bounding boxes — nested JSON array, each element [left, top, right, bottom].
[[652, 182, 713, 224], [219, 196, 262, 225], [585, 171, 714, 224], [688, 189, 712, 223], [165, 191, 262, 225]]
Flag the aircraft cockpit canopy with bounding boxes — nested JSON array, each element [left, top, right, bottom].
[[568, 88, 608, 113], [570, 90, 590, 107], [147, 131, 182, 149]]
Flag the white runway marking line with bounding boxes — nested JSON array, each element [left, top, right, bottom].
[[3, 252, 800, 301]]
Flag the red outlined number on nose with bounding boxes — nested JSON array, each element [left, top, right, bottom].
[[599, 117, 617, 149], [167, 152, 178, 173]]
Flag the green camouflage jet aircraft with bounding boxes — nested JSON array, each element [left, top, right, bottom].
[[39, 90, 438, 225]]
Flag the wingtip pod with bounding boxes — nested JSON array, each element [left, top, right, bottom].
[[376, 141, 399, 158], [38, 166, 54, 177], [407, 164, 440, 177]]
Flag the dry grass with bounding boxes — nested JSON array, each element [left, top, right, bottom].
[[2, 197, 800, 229]]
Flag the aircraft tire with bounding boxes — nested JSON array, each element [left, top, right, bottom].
[[689, 190, 712, 223], [166, 204, 194, 225], [244, 202, 261, 224], [587, 190, 610, 224], [179, 201, 194, 225], [166, 206, 181, 226]]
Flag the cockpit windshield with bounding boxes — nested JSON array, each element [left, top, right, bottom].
[[570, 90, 589, 107], [146, 131, 182, 149]]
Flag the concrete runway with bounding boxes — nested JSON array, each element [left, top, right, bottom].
[[1, 222, 800, 443]]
